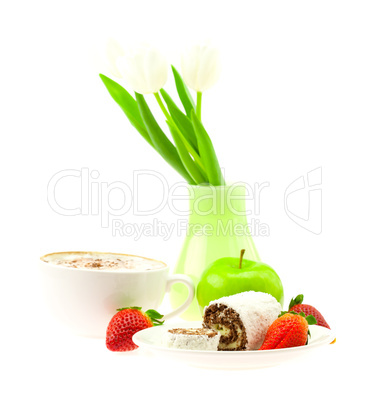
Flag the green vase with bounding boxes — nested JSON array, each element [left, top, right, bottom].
[[170, 183, 261, 321]]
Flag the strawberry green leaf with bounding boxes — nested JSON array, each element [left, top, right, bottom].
[[145, 309, 165, 326], [278, 311, 288, 317], [288, 294, 304, 310], [279, 310, 315, 323], [278, 310, 298, 317], [116, 306, 142, 312], [145, 309, 164, 319], [306, 315, 317, 325]]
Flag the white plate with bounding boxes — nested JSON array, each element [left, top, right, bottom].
[[133, 321, 336, 370]]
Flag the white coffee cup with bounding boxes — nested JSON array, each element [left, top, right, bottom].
[[39, 251, 195, 338]]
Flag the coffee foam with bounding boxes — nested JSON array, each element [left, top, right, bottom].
[[42, 252, 166, 272]]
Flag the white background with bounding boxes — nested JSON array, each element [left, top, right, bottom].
[[1, 0, 367, 400]]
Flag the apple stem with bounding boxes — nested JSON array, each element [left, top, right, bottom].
[[239, 249, 245, 269]]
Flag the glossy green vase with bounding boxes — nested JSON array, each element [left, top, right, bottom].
[[170, 184, 261, 320]]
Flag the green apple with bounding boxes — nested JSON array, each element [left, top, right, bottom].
[[197, 249, 284, 312]]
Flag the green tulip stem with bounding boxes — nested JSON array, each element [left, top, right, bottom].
[[154, 92, 172, 122], [239, 249, 245, 269], [196, 92, 202, 120], [154, 92, 206, 173]]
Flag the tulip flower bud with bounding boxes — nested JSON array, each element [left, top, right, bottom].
[[181, 42, 221, 92], [115, 44, 168, 95]]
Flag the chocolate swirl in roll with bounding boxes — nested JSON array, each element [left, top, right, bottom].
[[203, 304, 247, 350], [202, 291, 282, 351]]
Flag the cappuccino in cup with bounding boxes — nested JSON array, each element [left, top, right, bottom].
[[39, 251, 194, 337], [42, 252, 165, 271]]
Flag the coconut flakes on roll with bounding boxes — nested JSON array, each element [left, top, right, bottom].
[[202, 291, 282, 351], [165, 328, 221, 351]]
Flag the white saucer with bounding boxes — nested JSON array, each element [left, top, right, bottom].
[[133, 320, 336, 370]]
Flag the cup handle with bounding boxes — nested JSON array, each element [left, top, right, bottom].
[[163, 274, 195, 320]]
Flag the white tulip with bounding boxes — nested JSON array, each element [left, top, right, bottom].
[[115, 44, 168, 94], [181, 42, 221, 92], [90, 38, 125, 78], [105, 38, 125, 78]]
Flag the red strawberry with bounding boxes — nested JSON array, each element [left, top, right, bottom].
[[259, 311, 317, 350], [288, 294, 330, 329], [106, 307, 164, 352]]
